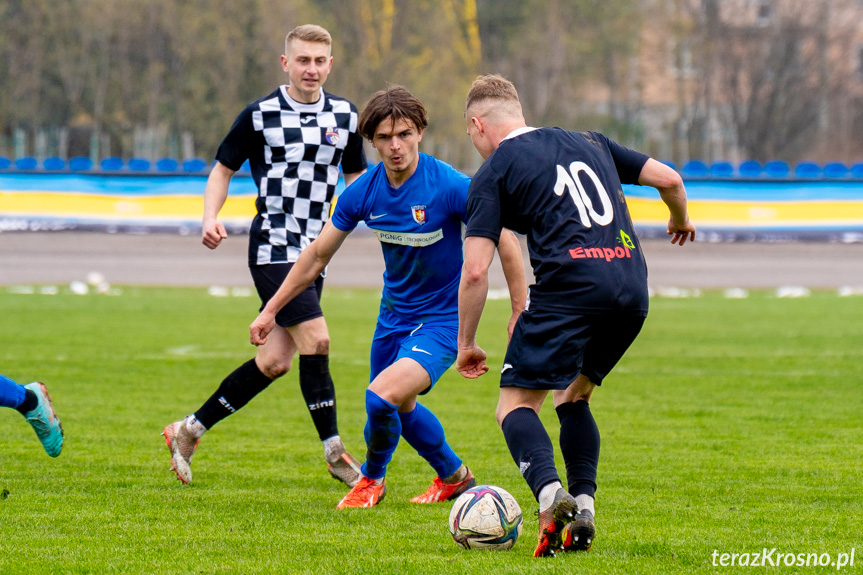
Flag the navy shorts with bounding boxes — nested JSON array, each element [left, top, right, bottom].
[[500, 306, 645, 390], [249, 263, 324, 328]]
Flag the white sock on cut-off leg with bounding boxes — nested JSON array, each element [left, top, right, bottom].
[[538, 481, 564, 512]]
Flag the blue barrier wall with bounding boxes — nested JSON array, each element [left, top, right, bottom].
[[2, 172, 863, 241]]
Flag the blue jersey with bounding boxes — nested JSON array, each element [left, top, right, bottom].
[[330, 153, 469, 322], [466, 128, 649, 315]]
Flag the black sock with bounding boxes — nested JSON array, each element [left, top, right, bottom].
[[556, 400, 600, 498], [15, 389, 38, 415], [299, 355, 338, 441], [194, 359, 273, 429], [500, 407, 561, 500]]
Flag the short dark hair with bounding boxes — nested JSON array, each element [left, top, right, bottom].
[[359, 86, 428, 140]]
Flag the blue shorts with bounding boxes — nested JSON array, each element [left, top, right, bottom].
[[369, 306, 458, 393], [501, 307, 645, 390], [249, 263, 324, 328]]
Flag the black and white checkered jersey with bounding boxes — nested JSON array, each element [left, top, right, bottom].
[[216, 86, 367, 266]]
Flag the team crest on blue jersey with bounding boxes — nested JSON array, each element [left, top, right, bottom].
[[325, 127, 340, 145], [411, 204, 427, 224]]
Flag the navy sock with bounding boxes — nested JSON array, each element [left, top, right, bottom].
[[299, 355, 339, 441], [194, 359, 273, 429], [500, 407, 560, 500], [361, 389, 400, 479], [556, 400, 599, 498], [399, 403, 462, 479]]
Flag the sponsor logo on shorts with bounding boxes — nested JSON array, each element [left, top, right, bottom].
[[501, 363, 513, 373], [411, 345, 432, 356]]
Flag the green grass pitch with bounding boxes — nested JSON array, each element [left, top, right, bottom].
[[0, 286, 861, 574]]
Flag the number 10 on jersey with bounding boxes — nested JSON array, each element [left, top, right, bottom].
[[553, 161, 614, 227]]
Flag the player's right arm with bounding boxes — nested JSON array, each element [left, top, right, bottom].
[[457, 236, 497, 379], [249, 222, 351, 345], [202, 162, 236, 249], [638, 158, 697, 246]]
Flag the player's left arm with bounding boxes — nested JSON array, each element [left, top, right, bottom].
[[457, 236, 497, 379], [250, 222, 350, 345], [496, 229, 526, 342], [340, 114, 368, 188], [638, 158, 697, 246]]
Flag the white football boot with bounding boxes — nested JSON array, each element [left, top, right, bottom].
[[162, 417, 200, 484]]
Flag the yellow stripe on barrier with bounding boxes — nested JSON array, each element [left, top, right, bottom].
[[3, 191, 863, 229], [0, 191, 257, 221], [627, 197, 863, 227]]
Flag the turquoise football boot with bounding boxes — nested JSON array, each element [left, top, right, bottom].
[[23, 382, 64, 457]]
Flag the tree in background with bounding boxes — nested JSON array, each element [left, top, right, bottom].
[[1, 0, 861, 168], [667, 0, 863, 165], [476, 0, 643, 144], [317, 0, 482, 166]]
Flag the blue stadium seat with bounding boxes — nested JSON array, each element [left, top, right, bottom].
[[738, 160, 762, 177], [0, 156, 12, 170], [69, 156, 93, 171], [15, 157, 38, 170], [709, 161, 734, 177], [100, 157, 124, 171], [239, 159, 251, 173], [128, 157, 151, 171], [682, 160, 709, 178], [156, 158, 179, 172], [823, 162, 848, 178], [851, 163, 863, 179], [43, 157, 65, 170], [793, 162, 821, 178], [660, 160, 676, 171], [182, 158, 207, 172], [794, 162, 824, 178], [763, 160, 790, 178]]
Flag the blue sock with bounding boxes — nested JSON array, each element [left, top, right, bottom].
[[399, 403, 462, 479], [361, 390, 401, 480], [0, 374, 26, 409]]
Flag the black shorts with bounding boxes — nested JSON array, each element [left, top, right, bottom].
[[500, 307, 645, 390], [249, 264, 324, 328]]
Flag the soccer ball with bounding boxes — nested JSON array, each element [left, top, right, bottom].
[[448, 485, 523, 550]]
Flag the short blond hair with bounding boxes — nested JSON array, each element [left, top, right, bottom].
[[285, 24, 332, 55], [465, 74, 522, 118]]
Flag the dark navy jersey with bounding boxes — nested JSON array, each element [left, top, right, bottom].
[[215, 86, 367, 266], [466, 128, 650, 315]]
